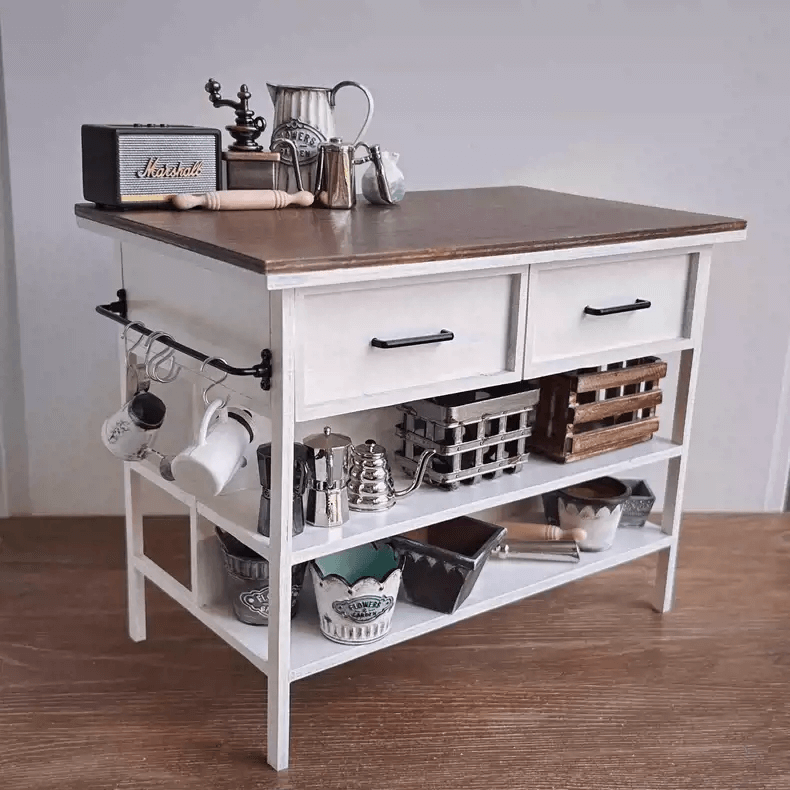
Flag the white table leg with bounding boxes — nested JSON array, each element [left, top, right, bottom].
[[124, 464, 147, 641], [654, 251, 711, 612], [267, 289, 296, 771]]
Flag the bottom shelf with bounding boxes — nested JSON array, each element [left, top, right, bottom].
[[198, 525, 673, 681]]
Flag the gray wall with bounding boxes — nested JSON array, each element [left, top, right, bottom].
[[1, 0, 788, 514]]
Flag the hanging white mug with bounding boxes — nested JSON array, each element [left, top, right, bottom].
[[171, 399, 255, 498], [101, 391, 167, 461]]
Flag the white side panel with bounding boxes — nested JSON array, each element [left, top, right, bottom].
[[121, 242, 272, 412]]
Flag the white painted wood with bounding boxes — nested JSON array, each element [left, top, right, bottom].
[[123, 464, 147, 641], [654, 250, 711, 612], [295, 270, 525, 416], [197, 525, 673, 681], [192, 515, 226, 609], [134, 435, 681, 566], [266, 288, 297, 771], [526, 253, 691, 366], [134, 554, 268, 674], [120, 241, 272, 410]]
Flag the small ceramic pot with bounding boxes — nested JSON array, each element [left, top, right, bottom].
[[618, 479, 656, 528], [311, 543, 403, 645], [557, 477, 631, 552], [216, 528, 306, 625]]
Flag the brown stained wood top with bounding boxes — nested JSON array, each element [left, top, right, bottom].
[[1, 513, 787, 789], [74, 186, 747, 276]]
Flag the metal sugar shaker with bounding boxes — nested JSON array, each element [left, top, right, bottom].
[[303, 426, 353, 527]]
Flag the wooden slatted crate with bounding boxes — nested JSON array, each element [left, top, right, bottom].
[[529, 357, 667, 463]]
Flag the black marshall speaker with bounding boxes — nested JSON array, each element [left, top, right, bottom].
[[81, 124, 222, 208]]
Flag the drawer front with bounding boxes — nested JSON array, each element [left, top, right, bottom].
[[526, 254, 690, 364], [296, 272, 524, 416]]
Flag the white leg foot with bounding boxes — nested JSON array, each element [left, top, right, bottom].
[[124, 464, 146, 641]]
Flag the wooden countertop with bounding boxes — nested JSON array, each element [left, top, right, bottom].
[[75, 186, 746, 276]]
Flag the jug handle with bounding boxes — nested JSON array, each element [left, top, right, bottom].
[[330, 81, 374, 144], [394, 449, 436, 499], [198, 398, 225, 446]]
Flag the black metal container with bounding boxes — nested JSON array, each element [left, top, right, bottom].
[[257, 443, 308, 537], [389, 517, 506, 614], [215, 528, 306, 625]]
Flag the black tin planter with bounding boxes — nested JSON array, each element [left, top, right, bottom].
[[216, 528, 306, 625], [389, 517, 506, 614]]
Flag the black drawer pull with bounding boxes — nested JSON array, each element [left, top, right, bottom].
[[584, 299, 652, 317], [371, 329, 455, 349]]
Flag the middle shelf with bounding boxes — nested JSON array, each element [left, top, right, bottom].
[[134, 437, 680, 564]]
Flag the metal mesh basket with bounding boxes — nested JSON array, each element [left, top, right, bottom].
[[395, 381, 540, 490]]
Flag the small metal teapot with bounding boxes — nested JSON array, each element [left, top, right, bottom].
[[347, 439, 435, 512], [314, 139, 398, 209]]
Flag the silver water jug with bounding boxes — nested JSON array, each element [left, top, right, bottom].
[[267, 81, 373, 193], [347, 440, 435, 512], [303, 426, 353, 527]]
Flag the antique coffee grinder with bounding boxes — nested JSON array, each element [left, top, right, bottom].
[[205, 78, 281, 190]]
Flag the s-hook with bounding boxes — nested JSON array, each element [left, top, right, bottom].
[[201, 357, 230, 407]]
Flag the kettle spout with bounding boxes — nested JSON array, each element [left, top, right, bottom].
[[394, 449, 436, 499], [266, 83, 278, 105]]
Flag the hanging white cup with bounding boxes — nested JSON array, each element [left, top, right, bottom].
[[171, 399, 255, 498]]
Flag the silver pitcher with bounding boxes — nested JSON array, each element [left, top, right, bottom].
[[315, 139, 397, 209], [267, 81, 374, 192], [303, 426, 353, 527], [347, 439, 435, 512]]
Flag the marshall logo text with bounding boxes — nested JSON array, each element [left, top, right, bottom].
[[135, 157, 204, 179]]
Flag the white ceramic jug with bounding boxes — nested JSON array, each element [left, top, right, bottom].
[[171, 399, 255, 498]]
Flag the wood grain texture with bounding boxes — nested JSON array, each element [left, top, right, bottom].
[[74, 186, 746, 276], [1, 513, 787, 789]]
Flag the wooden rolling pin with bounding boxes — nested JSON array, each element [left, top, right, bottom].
[[171, 189, 314, 210], [500, 520, 587, 543]]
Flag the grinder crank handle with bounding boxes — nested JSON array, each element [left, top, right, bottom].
[[171, 189, 314, 210]]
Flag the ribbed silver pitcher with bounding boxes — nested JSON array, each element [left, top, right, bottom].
[[267, 81, 374, 193]]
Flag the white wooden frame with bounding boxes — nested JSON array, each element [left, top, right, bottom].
[[99, 232, 730, 771]]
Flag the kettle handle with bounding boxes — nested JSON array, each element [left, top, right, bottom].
[[330, 81, 374, 144]]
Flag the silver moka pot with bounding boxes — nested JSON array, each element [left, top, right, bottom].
[[347, 439, 435, 512], [303, 426, 353, 527]]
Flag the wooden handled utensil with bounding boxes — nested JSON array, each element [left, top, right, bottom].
[[171, 189, 314, 211], [500, 520, 587, 543]]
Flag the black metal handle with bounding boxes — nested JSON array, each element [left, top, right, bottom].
[[96, 289, 273, 391], [371, 329, 454, 349], [584, 299, 651, 317]]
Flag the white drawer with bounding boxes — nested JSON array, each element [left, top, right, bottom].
[[526, 253, 691, 367], [296, 272, 526, 418]]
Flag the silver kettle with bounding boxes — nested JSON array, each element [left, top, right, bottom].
[[347, 439, 435, 512]]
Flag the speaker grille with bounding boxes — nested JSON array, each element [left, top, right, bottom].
[[118, 135, 217, 195]]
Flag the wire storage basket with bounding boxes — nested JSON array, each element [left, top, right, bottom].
[[395, 381, 540, 490]]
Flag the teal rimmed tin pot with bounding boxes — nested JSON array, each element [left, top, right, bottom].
[[311, 543, 403, 645]]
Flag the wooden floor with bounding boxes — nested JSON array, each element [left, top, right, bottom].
[[0, 514, 788, 789]]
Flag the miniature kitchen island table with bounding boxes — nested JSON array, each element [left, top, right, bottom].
[[75, 186, 746, 770]]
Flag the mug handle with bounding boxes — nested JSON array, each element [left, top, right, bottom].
[[330, 81, 374, 144], [197, 398, 225, 446]]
